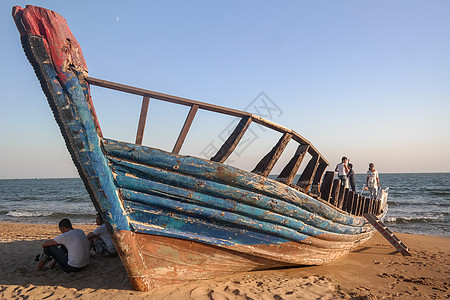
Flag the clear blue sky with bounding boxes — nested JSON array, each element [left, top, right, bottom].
[[1, 1, 449, 179]]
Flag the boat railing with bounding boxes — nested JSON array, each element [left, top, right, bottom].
[[86, 76, 384, 217]]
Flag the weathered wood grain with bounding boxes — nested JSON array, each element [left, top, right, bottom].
[[172, 104, 198, 154], [135, 96, 150, 145], [319, 171, 335, 202], [211, 116, 252, 163], [330, 179, 341, 206], [296, 154, 319, 193], [252, 132, 292, 177], [310, 163, 328, 197], [277, 144, 309, 185]]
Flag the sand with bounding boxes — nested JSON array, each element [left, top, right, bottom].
[[0, 223, 448, 299]]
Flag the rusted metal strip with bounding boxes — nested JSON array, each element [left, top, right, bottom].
[[319, 171, 335, 202], [277, 144, 309, 185], [135, 96, 150, 145], [172, 104, 199, 154], [252, 132, 292, 177], [211, 116, 252, 163], [296, 154, 319, 193], [310, 162, 328, 197]]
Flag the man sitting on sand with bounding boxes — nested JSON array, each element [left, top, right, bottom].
[[87, 213, 117, 257], [37, 218, 90, 272]]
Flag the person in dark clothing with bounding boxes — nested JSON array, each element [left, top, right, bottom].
[[348, 163, 356, 192]]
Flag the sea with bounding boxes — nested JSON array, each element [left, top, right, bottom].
[[0, 173, 448, 238]]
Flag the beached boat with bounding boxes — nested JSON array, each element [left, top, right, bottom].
[[13, 5, 387, 291]]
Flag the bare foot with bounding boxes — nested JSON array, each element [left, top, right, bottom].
[[48, 260, 56, 269], [35, 254, 50, 270]]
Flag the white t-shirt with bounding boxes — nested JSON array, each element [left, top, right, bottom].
[[367, 170, 379, 189], [336, 163, 347, 176], [54, 229, 90, 268], [93, 224, 116, 253]]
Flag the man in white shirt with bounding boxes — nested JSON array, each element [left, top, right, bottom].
[[87, 213, 117, 257], [335, 156, 350, 189], [38, 218, 90, 272]]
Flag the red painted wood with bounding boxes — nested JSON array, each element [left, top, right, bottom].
[[12, 5, 103, 137]]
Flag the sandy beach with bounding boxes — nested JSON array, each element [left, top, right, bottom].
[[0, 222, 448, 299]]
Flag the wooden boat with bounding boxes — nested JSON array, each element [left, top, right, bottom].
[[13, 5, 387, 291]]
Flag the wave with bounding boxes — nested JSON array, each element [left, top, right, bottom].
[[6, 210, 53, 217], [5, 210, 95, 218], [385, 216, 448, 224], [388, 201, 450, 207]]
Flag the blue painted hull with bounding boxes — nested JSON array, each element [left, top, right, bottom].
[[13, 5, 386, 291]]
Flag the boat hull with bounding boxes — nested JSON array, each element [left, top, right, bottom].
[[13, 5, 385, 291], [114, 229, 371, 290]]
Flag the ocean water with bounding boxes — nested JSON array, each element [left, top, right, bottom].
[[0, 173, 448, 237]]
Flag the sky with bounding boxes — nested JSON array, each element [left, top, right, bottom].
[[1, 0, 449, 179]]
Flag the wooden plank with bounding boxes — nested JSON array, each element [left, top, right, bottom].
[[251, 115, 292, 135], [363, 197, 370, 214], [86, 77, 250, 118], [291, 131, 329, 165], [330, 179, 341, 206], [337, 184, 346, 209], [369, 198, 375, 214], [296, 154, 319, 193], [358, 196, 365, 216], [211, 116, 252, 163], [374, 199, 381, 215], [319, 171, 334, 202], [277, 144, 309, 185], [351, 193, 359, 215], [252, 132, 293, 177], [356, 195, 362, 216], [172, 104, 199, 154], [357, 195, 363, 216], [345, 191, 355, 213], [310, 162, 328, 197], [135, 96, 150, 145], [353, 195, 360, 215]]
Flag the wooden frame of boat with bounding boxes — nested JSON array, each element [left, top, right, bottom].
[[83, 75, 383, 217], [13, 5, 387, 291]]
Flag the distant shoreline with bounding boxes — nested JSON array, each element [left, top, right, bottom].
[[1, 171, 449, 180]]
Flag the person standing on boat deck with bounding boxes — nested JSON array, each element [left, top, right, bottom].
[[37, 218, 90, 272], [366, 163, 380, 199], [335, 157, 350, 188], [348, 163, 356, 192], [87, 213, 117, 257]]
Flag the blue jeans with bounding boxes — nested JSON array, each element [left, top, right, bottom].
[[339, 175, 349, 189], [43, 245, 83, 273]]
